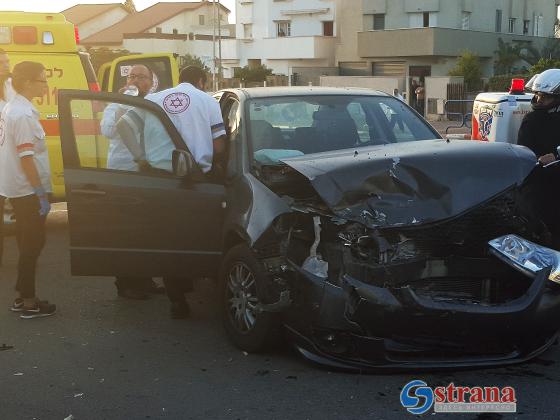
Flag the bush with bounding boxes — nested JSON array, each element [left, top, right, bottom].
[[529, 58, 560, 76], [487, 74, 530, 91], [234, 64, 273, 82], [448, 50, 482, 91]]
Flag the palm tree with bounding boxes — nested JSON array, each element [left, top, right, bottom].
[[520, 39, 560, 66], [494, 38, 523, 75]]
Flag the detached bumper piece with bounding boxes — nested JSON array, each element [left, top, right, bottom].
[[288, 268, 560, 371]]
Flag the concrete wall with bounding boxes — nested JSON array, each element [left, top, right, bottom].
[[77, 8, 129, 40]]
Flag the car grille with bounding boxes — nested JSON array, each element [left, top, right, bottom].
[[398, 189, 520, 257]]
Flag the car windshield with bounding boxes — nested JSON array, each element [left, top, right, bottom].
[[248, 95, 439, 164]]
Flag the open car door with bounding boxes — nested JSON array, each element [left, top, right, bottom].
[[99, 54, 179, 94], [58, 89, 225, 278]]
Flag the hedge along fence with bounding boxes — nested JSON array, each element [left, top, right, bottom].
[[488, 74, 530, 91]]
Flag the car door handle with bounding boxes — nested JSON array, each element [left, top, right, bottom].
[[71, 188, 107, 196]]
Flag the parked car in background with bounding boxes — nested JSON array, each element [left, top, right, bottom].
[[57, 87, 560, 370]]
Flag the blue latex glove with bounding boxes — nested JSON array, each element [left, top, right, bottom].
[[33, 186, 51, 217]]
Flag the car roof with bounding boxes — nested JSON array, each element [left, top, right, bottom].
[[220, 86, 390, 99]]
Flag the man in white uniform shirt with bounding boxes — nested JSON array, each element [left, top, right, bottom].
[[0, 48, 15, 266], [142, 66, 226, 318]]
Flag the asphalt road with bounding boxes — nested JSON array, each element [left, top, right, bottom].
[[1, 209, 560, 420]]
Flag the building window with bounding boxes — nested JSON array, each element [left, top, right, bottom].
[[423, 12, 430, 27], [199, 15, 205, 25], [495, 10, 502, 32], [462, 12, 471, 30], [508, 18, 516, 33], [155, 27, 162, 33], [323, 21, 334, 36], [172, 28, 178, 35], [243, 23, 253, 39], [523, 19, 530, 35], [276, 21, 291, 37], [373, 14, 385, 30]]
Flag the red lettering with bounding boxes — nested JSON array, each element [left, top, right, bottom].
[[446, 383, 456, 403], [501, 387, 517, 403], [470, 387, 484, 403], [434, 387, 446, 403], [456, 387, 469, 403], [484, 387, 500, 402]]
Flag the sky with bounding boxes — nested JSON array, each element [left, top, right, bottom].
[[0, 0, 236, 22]]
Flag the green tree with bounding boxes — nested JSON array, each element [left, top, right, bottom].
[[123, 0, 137, 13], [86, 47, 131, 73], [494, 38, 523, 75], [529, 58, 560, 76], [449, 50, 483, 91], [179, 53, 210, 73], [234, 64, 273, 82]]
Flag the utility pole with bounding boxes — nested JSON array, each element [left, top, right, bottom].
[[212, 0, 217, 91], [218, 0, 222, 83]]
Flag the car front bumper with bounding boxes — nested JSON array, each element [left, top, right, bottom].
[[286, 267, 560, 371]]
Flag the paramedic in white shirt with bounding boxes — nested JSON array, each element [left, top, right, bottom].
[[0, 61, 56, 318], [123, 66, 226, 319], [121, 65, 226, 177], [0, 48, 14, 266]]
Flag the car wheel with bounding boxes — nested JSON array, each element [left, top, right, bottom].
[[221, 244, 279, 352]]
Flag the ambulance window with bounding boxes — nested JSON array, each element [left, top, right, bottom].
[[0, 27, 11, 44], [112, 58, 173, 93]]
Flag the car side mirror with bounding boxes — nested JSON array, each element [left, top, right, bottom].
[[172, 149, 196, 177]]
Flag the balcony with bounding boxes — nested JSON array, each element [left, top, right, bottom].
[[259, 35, 335, 60], [357, 27, 548, 58]]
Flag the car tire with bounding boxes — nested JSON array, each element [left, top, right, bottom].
[[220, 244, 280, 353]]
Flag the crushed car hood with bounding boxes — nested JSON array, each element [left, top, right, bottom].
[[281, 139, 536, 228]]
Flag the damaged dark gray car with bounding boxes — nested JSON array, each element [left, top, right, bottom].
[[58, 87, 560, 371]]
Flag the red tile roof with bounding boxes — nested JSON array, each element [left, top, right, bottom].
[[61, 3, 129, 25], [81, 1, 230, 45]]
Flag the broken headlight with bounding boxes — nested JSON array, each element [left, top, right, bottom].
[[489, 234, 560, 283]]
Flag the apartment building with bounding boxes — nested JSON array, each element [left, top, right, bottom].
[[222, 0, 336, 78], [336, 0, 559, 80]]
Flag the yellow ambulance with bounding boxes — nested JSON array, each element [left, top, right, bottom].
[[1, 11, 179, 199]]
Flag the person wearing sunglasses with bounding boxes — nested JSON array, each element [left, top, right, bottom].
[[0, 61, 56, 318]]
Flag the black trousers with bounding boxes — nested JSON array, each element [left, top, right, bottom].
[[10, 194, 46, 299]]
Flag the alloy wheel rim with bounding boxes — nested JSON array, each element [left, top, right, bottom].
[[226, 262, 259, 333]]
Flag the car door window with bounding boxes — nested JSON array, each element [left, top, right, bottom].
[[221, 98, 240, 179], [68, 98, 177, 174]]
